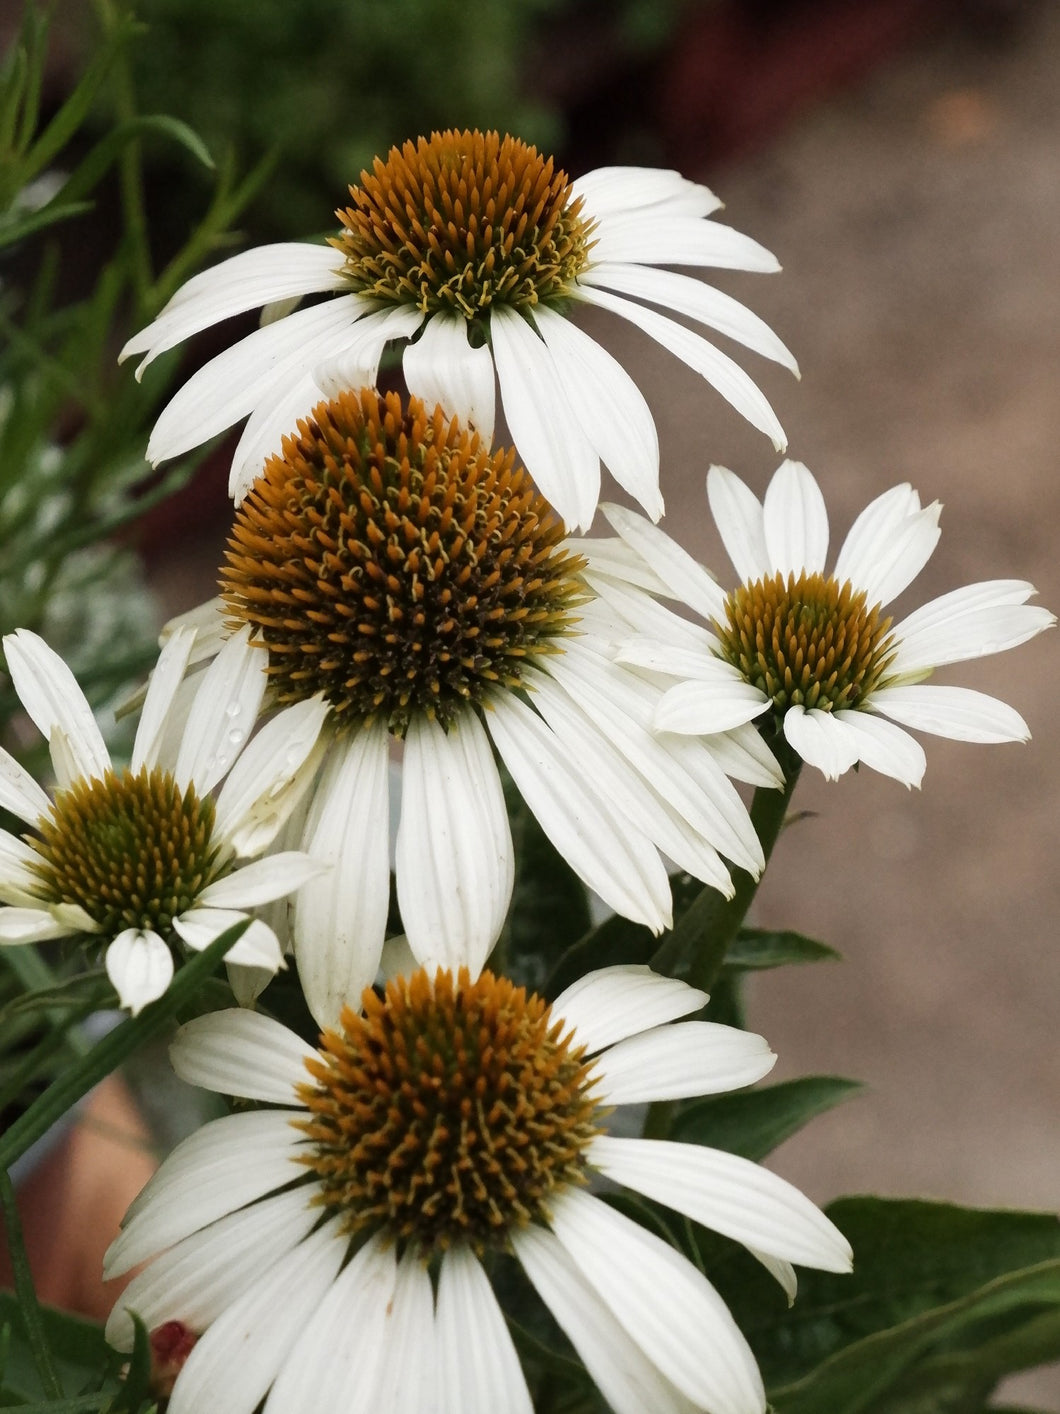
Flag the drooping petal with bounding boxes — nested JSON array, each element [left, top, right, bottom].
[[783, 705, 862, 780], [762, 460, 829, 578], [833, 710, 926, 788], [548, 1189, 766, 1414], [655, 677, 771, 735], [170, 1009, 317, 1105], [573, 166, 722, 220], [832, 484, 940, 607], [591, 1134, 854, 1272], [173, 909, 283, 971], [173, 626, 266, 796], [293, 724, 391, 1030], [490, 303, 600, 531], [131, 625, 199, 773], [311, 304, 425, 398], [552, 965, 707, 1056], [436, 1247, 532, 1414], [594, 1020, 776, 1106], [587, 213, 780, 272], [3, 629, 110, 783], [575, 284, 786, 451], [533, 306, 663, 521], [396, 712, 513, 980], [0, 905, 76, 944], [512, 1223, 702, 1414], [105, 1110, 304, 1277], [403, 310, 496, 442], [706, 465, 770, 583], [601, 502, 727, 620], [890, 580, 1055, 675], [582, 261, 798, 372], [366, 1250, 437, 1414], [693, 722, 784, 789], [196, 852, 326, 911], [0, 744, 53, 825], [0, 829, 47, 901], [869, 684, 1031, 743], [228, 369, 325, 503], [105, 928, 173, 1014]]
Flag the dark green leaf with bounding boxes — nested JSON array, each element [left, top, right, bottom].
[[671, 1076, 863, 1160], [724, 927, 840, 971], [0, 1294, 114, 1405], [0, 203, 95, 251], [58, 115, 214, 209]]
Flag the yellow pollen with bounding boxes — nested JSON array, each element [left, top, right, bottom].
[[334, 129, 595, 322], [222, 388, 586, 736], [717, 569, 897, 713], [296, 967, 602, 1256]]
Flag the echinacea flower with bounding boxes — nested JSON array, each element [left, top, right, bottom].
[[584, 460, 1054, 786], [177, 387, 777, 1026], [0, 627, 326, 1012], [122, 128, 796, 530], [105, 962, 852, 1414]]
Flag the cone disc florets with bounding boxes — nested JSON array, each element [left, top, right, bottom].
[[297, 967, 602, 1256], [334, 129, 595, 321], [222, 389, 586, 736], [717, 570, 897, 714]]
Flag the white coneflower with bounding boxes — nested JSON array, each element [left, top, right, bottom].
[[105, 963, 852, 1414], [0, 627, 325, 1012], [122, 128, 796, 530], [583, 460, 1054, 785], [179, 387, 775, 1027]]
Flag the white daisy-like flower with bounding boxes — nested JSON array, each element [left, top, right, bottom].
[[0, 626, 327, 1013], [104, 962, 852, 1414], [183, 387, 778, 1027], [121, 128, 796, 531], [583, 460, 1054, 787]]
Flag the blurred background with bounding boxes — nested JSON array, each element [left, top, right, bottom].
[[2, 0, 1057, 1401]]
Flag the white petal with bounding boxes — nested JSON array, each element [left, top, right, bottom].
[[575, 536, 672, 595], [601, 502, 727, 620], [573, 166, 722, 220], [833, 710, 926, 787], [121, 244, 348, 369], [706, 465, 770, 583], [891, 581, 1055, 675], [368, 1250, 437, 1414], [105, 928, 173, 1014], [396, 712, 513, 980], [263, 1235, 396, 1414], [105, 1110, 304, 1277], [533, 306, 663, 521], [655, 678, 771, 735], [512, 1223, 701, 1414], [146, 296, 367, 463], [595, 1021, 776, 1105], [213, 695, 331, 856], [311, 303, 425, 398], [490, 303, 599, 531], [0, 905, 75, 944], [131, 626, 198, 772], [584, 569, 717, 650], [591, 1134, 854, 1272], [168, 1219, 346, 1414], [436, 1247, 532, 1414], [173, 909, 283, 970], [762, 460, 829, 577], [0, 744, 52, 824], [0, 829, 47, 899], [293, 724, 390, 1030], [832, 484, 940, 607], [3, 629, 109, 782], [484, 690, 672, 931], [698, 723, 784, 789], [587, 212, 780, 272], [552, 965, 707, 1055], [403, 311, 496, 442], [616, 636, 727, 680], [106, 1185, 321, 1352], [583, 261, 798, 371], [869, 684, 1031, 743], [783, 705, 862, 780], [228, 369, 325, 502], [747, 1246, 798, 1305], [197, 852, 325, 910], [548, 1189, 766, 1414], [170, 1009, 317, 1104], [577, 284, 786, 451], [174, 626, 266, 795]]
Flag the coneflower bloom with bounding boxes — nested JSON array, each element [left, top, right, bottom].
[[122, 129, 796, 530], [584, 460, 1054, 785], [0, 627, 325, 1012], [173, 388, 777, 1028], [105, 963, 852, 1414]]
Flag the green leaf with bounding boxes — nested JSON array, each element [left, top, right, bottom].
[[0, 203, 95, 251], [58, 115, 215, 209], [0, 1293, 115, 1405], [724, 927, 840, 971], [670, 1076, 863, 1160]]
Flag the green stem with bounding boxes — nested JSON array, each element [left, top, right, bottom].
[[0, 1168, 64, 1400]]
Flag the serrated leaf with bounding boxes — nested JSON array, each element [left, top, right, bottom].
[[724, 927, 840, 971], [671, 1076, 863, 1160]]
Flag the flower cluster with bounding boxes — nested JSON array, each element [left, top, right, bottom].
[[3, 127, 1051, 1414]]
